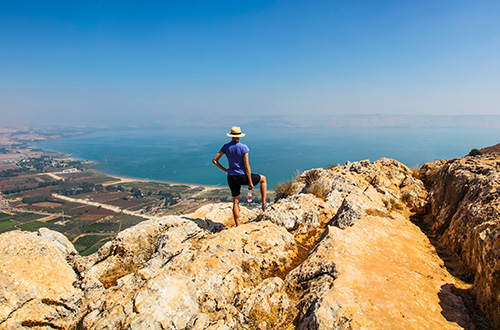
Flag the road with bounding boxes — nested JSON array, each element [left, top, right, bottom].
[[52, 193, 155, 219]]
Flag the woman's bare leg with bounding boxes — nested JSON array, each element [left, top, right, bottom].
[[232, 196, 240, 226], [259, 175, 267, 205]]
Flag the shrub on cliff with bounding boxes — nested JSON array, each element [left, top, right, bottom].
[[411, 164, 422, 180], [468, 148, 482, 156], [303, 169, 321, 186]]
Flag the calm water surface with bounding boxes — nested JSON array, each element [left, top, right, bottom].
[[35, 125, 499, 188]]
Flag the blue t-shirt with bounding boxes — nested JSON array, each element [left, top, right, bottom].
[[220, 141, 249, 176]]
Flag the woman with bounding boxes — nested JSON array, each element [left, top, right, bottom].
[[212, 126, 269, 226]]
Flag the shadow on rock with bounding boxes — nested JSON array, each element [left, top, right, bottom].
[[183, 217, 227, 233], [409, 213, 473, 284], [439, 284, 496, 330]]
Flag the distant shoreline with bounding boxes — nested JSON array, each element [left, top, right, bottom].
[[94, 170, 275, 194], [0, 128, 228, 192], [28, 141, 227, 191], [36, 145, 269, 194], [93, 169, 226, 190]]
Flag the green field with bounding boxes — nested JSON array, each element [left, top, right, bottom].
[[74, 234, 113, 255], [0, 212, 12, 221], [195, 188, 231, 201], [81, 221, 118, 233], [81, 238, 112, 256], [73, 172, 119, 184], [46, 217, 64, 223], [18, 221, 47, 231], [0, 212, 51, 233], [11, 212, 45, 223], [0, 219, 16, 229], [3, 193, 21, 199]]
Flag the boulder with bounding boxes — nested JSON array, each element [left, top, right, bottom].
[[186, 202, 259, 227], [37, 227, 78, 259], [86, 216, 210, 289], [82, 220, 298, 329], [0, 230, 83, 330], [329, 198, 361, 229]]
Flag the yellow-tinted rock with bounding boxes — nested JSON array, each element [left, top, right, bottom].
[[0, 230, 82, 330]]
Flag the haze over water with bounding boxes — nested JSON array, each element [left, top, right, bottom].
[[34, 121, 500, 188]]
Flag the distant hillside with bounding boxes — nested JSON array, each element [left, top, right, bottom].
[[480, 142, 500, 154]]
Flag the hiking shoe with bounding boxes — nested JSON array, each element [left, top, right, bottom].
[[262, 202, 270, 211]]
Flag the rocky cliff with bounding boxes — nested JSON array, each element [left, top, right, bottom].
[[0, 156, 498, 329], [420, 154, 500, 328]]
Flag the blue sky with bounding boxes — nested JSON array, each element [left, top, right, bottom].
[[1, 1, 499, 125]]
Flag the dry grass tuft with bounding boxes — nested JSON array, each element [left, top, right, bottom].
[[411, 164, 423, 180], [390, 198, 405, 211], [274, 180, 299, 202], [401, 191, 415, 208], [366, 208, 390, 218], [384, 198, 406, 212], [307, 180, 331, 201], [303, 169, 322, 186], [99, 262, 139, 289], [326, 163, 339, 170]]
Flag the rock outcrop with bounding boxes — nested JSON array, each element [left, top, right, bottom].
[[420, 154, 500, 328], [0, 156, 498, 329], [0, 230, 83, 330]]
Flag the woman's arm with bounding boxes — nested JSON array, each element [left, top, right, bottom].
[[243, 152, 253, 190], [212, 151, 228, 173]]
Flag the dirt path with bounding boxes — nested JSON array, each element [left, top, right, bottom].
[[44, 172, 65, 181], [190, 186, 221, 198], [52, 194, 155, 219], [325, 211, 475, 329], [37, 214, 60, 222]]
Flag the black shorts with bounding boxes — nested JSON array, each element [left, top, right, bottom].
[[227, 174, 261, 197]]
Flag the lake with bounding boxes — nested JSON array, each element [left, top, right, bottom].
[[34, 124, 499, 188]]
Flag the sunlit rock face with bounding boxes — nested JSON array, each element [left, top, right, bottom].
[[421, 154, 500, 328], [1, 156, 498, 329], [0, 230, 83, 330]]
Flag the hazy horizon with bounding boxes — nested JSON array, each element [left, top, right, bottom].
[[5, 114, 500, 131], [1, 1, 500, 126]]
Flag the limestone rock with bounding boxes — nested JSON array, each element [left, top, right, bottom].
[[288, 214, 474, 330], [86, 216, 206, 288], [286, 227, 339, 330], [258, 194, 331, 231], [257, 193, 336, 247], [186, 202, 259, 227], [234, 277, 291, 329], [422, 155, 500, 327], [329, 198, 361, 229], [0, 230, 83, 330], [82, 220, 298, 329], [2, 156, 494, 329], [37, 227, 78, 259]]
